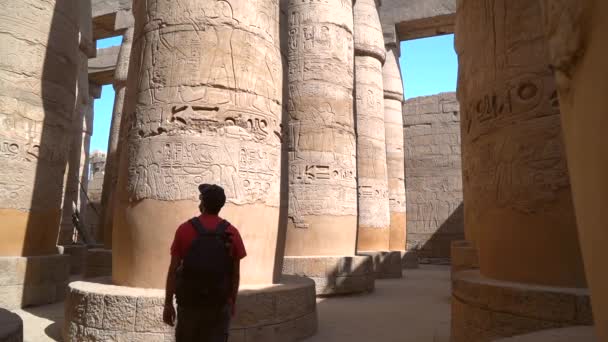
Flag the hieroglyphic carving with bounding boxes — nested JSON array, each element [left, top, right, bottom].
[[127, 0, 282, 207], [286, 0, 356, 227], [355, 56, 390, 229], [402, 93, 463, 257], [456, 0, 578, 262]]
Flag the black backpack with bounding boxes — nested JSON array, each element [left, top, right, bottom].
[[176, 217, 234, 309]]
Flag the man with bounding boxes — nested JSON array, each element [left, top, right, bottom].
[[163, 184, 247, 341]]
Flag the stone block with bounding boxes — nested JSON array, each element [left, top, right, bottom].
[[284, 256, 374, 296], [57, 244, 88, 275], [135, 296, 172, 333], [451, 270, 593, 342], [64, 277, 317, 342], [494, 326, 597, 342], [358, 251, 402, 279], [0, 255, 69, 309], [103, 295, 137, 331]]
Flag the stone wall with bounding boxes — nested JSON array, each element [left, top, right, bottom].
[[402, 92, 463, 258]]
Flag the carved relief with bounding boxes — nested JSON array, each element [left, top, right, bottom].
[[127, 0, 282, 207], [355, 55, 390, 228], [286, 0, 357, 226]]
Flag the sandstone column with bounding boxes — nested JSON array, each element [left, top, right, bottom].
[[0, 0, 78, 308], [65, 1, 317, 339], [382, 45, 406, 253], [452, 1, 591, 340], [540, 1, 608, 340], [98, 26, 133, 249], [282, 0, 374, 295], [58, 0, 97, 246], [353, 0, 401, 278]]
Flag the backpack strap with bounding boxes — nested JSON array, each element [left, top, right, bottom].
[[190, 217, 208, 236], [216, 219, 230, 235]]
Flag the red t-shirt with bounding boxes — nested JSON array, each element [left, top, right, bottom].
[[170, 214, 247, 261]]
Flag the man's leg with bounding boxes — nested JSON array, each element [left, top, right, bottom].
[[176, 306, 201, 342], [207, 305, 231, 342]]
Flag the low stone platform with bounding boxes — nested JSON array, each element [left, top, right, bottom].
[[84, 248, 111, 278], [401, 250, 419, 269], [57, 244, 88, 275], [494, 326, 597, 342], [450, 240, 478, 278], [283, 256, 374, 295], [358, 251, 402, 279], [0, 255, 70, 310], [451, 270, 593, 342], [63, 275, 317, 342], [0, 309, 22, 342]]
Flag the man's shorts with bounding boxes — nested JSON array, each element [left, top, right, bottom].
[[176, 304, 231, 342]]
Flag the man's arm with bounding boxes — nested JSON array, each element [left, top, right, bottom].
[[163, 255, 180, 326], [231, 259, 240, 306]]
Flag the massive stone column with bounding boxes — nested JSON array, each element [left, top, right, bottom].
[[98, 25, 133, 249], [282, 0, 374, 295], [353, 0, 401, 279], [540, 1, 608, 340], [58, 0, 96, 246], [64, 1, 317, 340], [0, 0, 77, 308], [452, 1, 591, 340], [383, 45, 406, 253]]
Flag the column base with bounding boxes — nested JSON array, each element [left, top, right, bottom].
[[283, 255, 374, 295], [450, 240, 478, 279], [452, 270, 593, 342], [63, 275, 317, 342], [84, 248, 111, 279], [0, 255, 70, 310], [58, 244, 88, 275], [493, 326, 597, 341], [0, 308, 23, 342], [402, 249, 420, 269], [357, 251, 403, 279]]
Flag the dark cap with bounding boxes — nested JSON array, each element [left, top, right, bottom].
[[198, 184, 226, 213]]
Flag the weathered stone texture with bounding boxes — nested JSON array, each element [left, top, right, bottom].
[[357, 251, 402, 279], [57, 244, 88, 275], [0, 309, 22, 342], [0, 0, 79, 256], [353, 0, 385, 62], [63, 276, 317, 342], [0, 255, 70, 310], [355, 56, 390, 251], [379, 0, 455, 41], [84, 248, 112, 279], [455, 0, 585, 288], [540, 2, 608, 340], [113, 0, 283, 287], [285, 0, 358, 257], [494, 326, 597, 342], [451, 270, 593, 342], [402, 93, 463, 258], [99, 25, 133, 249], [450, 240, 478, 279], [383, 47, 406, 252], [86, 152, 105, 241], [283, 255, 374, 295], [59, 0, 96, 245]]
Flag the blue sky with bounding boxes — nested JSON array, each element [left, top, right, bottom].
[[89, 34, 458, 153]]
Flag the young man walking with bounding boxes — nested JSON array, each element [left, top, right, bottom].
[[163, 184, 247, 341]]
